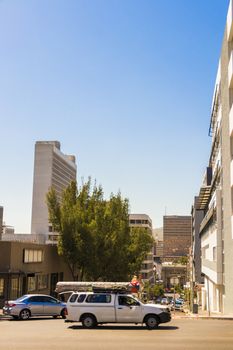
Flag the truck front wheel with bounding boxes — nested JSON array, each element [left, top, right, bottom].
[[81, 314, 97, 329], [145, 315, 159, 330]]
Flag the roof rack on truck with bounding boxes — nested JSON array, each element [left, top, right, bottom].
[[56, 281, 133, 294]]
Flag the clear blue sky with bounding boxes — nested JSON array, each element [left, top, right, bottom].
[[0, 0, 230, 232]]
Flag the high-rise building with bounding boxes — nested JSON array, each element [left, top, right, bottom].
[[163, 215, 192, 257], [195, 0, 233, 315], [31, 141, 77, 237]]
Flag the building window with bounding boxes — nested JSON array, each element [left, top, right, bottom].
[[11, 278, 19, 300], [213, 247, 217, 261], [0, 278, 4, 297], [202, 244, 209, 259], [24, 249, 43, 263], [37, 274, 48, 290], [28, 276, 36, 292]]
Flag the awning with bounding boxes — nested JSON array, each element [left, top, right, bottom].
[[196, 186, 211, 210]]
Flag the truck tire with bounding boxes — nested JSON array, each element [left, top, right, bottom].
[[145, 315, 159, 330], [81, 314, 97, 329]]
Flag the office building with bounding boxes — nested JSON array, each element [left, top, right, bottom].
[[129, 214, 154, 283], [162, 215, 191, 289], [31, 141, 77, 238], [163, 215, 192, 257]]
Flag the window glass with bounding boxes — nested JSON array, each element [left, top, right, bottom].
[[69, 294, 78, 303], [86, 294, 111, 303], [11, 278, 18, 300], [28, 276, 36, 292], [38, 250, 42, 261], [37, 274, 48, 290], [29, 250, 33, 262], [24, 249, 43, 263], [0, 278, 4, 297], [28, 296, 44, 303], [43, 296, 57, 303], [118, 296, 139, 306], [78, 294, 86, 303]]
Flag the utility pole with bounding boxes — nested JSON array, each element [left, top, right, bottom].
[[190, 250, 194, 313]]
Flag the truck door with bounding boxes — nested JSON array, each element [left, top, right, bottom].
[[115, 295, 142, 323]]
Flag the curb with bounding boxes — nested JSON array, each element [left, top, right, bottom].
[[172, 313, 233, 321]]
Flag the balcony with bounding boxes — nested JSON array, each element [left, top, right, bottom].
[[227, 0, 233, 41], [229, 51, 233, 88]]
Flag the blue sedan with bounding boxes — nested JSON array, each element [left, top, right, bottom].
[[3, 294, 67, 320]]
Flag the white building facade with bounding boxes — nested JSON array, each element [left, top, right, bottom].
[[197, 0, 233, 314], [31, 141, 77, 239]]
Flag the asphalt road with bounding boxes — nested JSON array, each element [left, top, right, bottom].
[[0, 317, 233, 350]]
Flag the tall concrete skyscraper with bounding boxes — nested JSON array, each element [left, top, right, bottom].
[[31, 141, 77, 237]]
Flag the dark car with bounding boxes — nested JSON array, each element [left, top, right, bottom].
[[3, 294, 67, 320]]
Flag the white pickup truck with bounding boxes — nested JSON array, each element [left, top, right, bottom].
[[66, 292, 171, 329]]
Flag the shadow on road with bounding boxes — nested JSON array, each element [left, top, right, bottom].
[[68, 325, 179, 331], [7, 317, 64, 321]]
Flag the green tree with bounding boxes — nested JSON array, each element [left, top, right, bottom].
[[174, 256, 188, 265], [47, 178, 153, 282], [90, 192, 131, 281], [127, 227, 154, 277]]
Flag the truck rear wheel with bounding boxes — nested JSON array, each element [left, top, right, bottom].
[[81, 314, 97, 329], [145, 315, 159, 330]]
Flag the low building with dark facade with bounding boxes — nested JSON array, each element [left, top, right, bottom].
[[0, 241, 73, 308]]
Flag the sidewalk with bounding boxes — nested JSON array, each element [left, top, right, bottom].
[[0, 308, 11, 320], [0, 309, 11, 321], [172, 307, 233, 320]]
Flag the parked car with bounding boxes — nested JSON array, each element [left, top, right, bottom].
[[160, 297, 170, 305], [3, 294, 67, 320], [174, 299, 184, 311]]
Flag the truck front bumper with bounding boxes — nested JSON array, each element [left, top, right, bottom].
[[159, 311, 171, 324]]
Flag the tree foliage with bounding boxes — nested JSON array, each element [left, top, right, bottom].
[[46, 178, 153, 281]]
